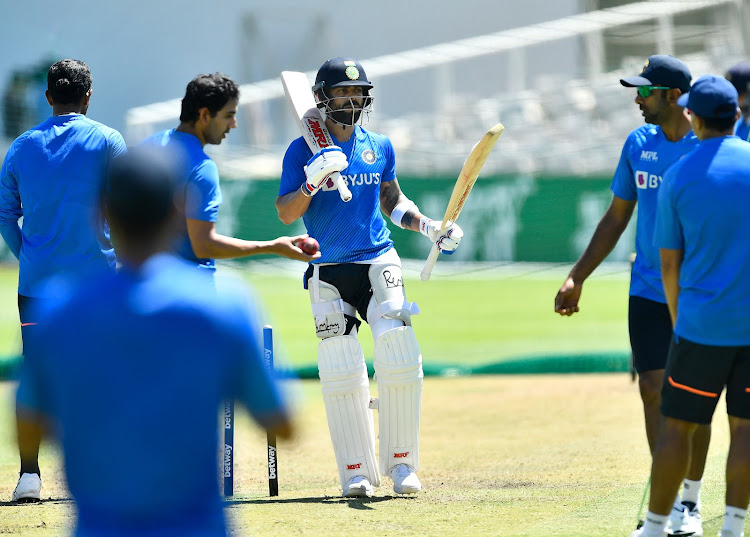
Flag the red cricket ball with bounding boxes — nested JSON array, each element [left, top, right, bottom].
[[298, 237, 319, 255]]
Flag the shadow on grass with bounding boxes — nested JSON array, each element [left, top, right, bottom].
[[0, 497, 73, 507], [226, 494, 415, 510]]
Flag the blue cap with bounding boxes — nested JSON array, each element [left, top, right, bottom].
[[725, 61, 750, 95], [677, 75, 739, 118], [620, 55, 691, 93]]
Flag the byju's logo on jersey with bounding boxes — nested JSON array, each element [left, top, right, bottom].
[[635, 171, 662, 189], [362, 149, 376, 164]]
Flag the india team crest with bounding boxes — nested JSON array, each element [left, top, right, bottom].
[[344, 61, 360, 81], [362, 149, 376, 164]]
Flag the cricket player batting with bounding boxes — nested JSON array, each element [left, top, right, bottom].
[[276, 57, 463, 498]]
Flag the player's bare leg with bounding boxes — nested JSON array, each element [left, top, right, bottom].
[[13, 412, 42, 502], [719, 416, 750, 537], [638, 368, 665, 454]]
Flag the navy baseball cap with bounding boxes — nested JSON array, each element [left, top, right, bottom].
[[314, 57, 373, 92], [725, 61, 750, 94], [620, 55, 691, 92], [677, 75, 739, 118]]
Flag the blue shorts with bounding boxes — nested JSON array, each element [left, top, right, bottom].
[[628, 295, 673, 374], [662, 336, 750, 424]]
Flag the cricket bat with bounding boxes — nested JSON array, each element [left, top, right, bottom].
[[420, 122, 505, 281], [281, 71, 352, 202]]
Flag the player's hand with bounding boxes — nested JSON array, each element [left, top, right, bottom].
[[270, 235, 322, 262], [302, 147, 348, 196], [554, 276, 582, 316], [419, 218, 463, 255]]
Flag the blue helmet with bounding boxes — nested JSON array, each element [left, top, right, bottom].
[[313, 57, 373, 95], [313, 57, 374, 127]]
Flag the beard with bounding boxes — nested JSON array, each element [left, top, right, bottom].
[[329, 108, 362, 127]]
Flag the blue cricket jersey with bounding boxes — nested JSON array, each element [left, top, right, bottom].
[[610, 124, 699, 302], [16, 253, 289, 536], [139, 130, 222, 271], [0, 114, 126, 297], [655, 135, 750, 346], [279, 126, 395, 263]]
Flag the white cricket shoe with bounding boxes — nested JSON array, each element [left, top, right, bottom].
[[343, 475, 373, 498], [12, 473, 41, 502], [668, 501, 702, 536], [390, 464, 421, 495]]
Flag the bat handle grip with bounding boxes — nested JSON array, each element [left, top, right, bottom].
[[420, 242, 441, 281], [333, 172, 352, 202]]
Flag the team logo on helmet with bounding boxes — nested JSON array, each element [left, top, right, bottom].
[[362, 149, 376, 164], [641, 59, 649, 73], [345, 66, 360, 81]]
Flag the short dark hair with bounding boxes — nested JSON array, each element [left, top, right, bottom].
[[700, 110, 737, 132], [103, 148, 178, 241], [179, 73, 239, 123], [47, 59, 92, 105]]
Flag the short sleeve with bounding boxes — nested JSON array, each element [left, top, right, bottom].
[[279, 137, 310, 196], [610, 133, 638, 201], [185, 160, 221, 222], [380, 136, 397, 183]]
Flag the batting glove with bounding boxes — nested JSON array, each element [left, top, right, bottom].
[[419, 218, 464, 255], [302, 147, 348, 197]]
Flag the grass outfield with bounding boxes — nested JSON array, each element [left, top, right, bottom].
[[0, 261, 631, 369], [0, 261, 739, 535], [232, 260, 632, 369], [0, 375, 736, 536]]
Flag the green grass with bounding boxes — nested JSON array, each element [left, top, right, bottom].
[[0, 262, 631, 369], [0, 261, 740, 536], [231, 262, 631, 369], [0, 375, 737, 536]]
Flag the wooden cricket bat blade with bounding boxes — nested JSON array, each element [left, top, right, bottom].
[[280, 71, 352, 202], [420, 123, 504, 281]]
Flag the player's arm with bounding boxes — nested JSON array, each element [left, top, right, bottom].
[[659, 248, 683, 327], [380, 179, 464, 253], [276, 147, 348, 224], [554, 195, 636, 315], [275, 188, 313, 225], [186, 218, 319, 262], [0, 154, 22, 259]]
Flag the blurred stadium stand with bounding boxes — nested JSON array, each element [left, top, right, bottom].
[[122, 0, 750, 178]]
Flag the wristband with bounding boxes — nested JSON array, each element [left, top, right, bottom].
[[301, 183, 314, 197], [390, 199, 418, 229]]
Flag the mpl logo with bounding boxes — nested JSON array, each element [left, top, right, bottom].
[[635, 171, 662, 189]]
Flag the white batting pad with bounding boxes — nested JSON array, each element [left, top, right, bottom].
[[373, 326, 423, 475], [318, 335, 381, 489], [367, 263, 419, 327], [308, 266, 356, 339]]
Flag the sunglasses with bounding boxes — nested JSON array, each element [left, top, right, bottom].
[[637, 86, 671, 98]]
